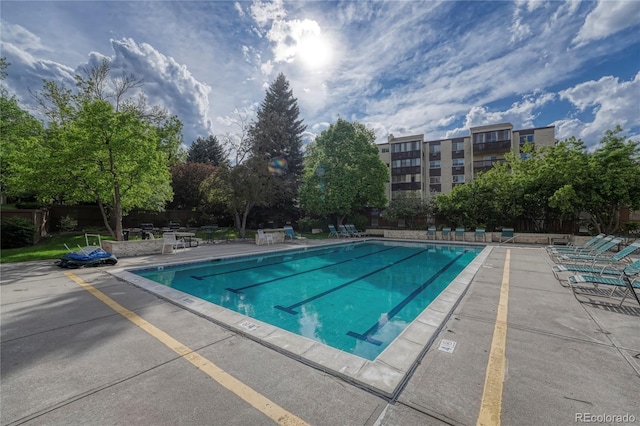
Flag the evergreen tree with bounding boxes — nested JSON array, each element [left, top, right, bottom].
[[187, 135, 227, 166], [248, 73, 306, 225]]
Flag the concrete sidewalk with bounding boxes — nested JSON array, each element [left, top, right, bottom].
[[1, 241, 638, 425]]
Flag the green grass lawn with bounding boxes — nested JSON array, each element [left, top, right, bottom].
[[1, 229, 330, 263], [0, 233, 115, 264]]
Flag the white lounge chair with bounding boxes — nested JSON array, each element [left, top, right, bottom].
[[257, 229, 274, 245], [162, 232, 186, 254]]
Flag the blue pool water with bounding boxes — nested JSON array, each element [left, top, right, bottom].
[[133, 241, 482, 360]]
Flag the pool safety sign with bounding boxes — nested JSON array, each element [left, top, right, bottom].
[[438, 339, 457, 353]]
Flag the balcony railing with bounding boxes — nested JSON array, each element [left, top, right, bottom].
[[391, 151, 421, 160], [391, 166, 421, 175], [473, 159, 506, 171], [473, 140, 512, 153], [392, 182, 422, 191]]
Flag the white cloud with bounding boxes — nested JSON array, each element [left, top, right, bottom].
[[0, 32, 75, 105], [573, 1, 640, 46], [261, 60, 273, 75], [0, 20, 52, 53], [250, 0, 287, 29], [234, 2, 245, 17], [107, 38, 213, 142], [445, 93, 556, 138], [554, 72, 640, 145]]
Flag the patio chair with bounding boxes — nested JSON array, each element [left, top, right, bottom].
[[454, 228, 465, 241], [340, 224, 356, 237], [499, 228, 515, 243], [347, 224, 364, 237], [474, 228, 486, 242], [568, 265, 640, 306], [328, 224, 340, 238], [546, 233, 605, 253], [284, 225, 306, 241], [349, 224, 369, 237], [162, 232, 186, 254], [553, 258, 640, 283], [441, 228, 451, 241], [548, 234, 611, 255], [427, 227, 437, 240], [548, 235, 615, 260], [140, 223, 155, 240], [552, 238, 624, 264], [577, 241, 640, 266], [257, 229, 274, 245]]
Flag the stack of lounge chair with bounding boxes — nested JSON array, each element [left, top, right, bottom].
[[549, 235, 640, 306]]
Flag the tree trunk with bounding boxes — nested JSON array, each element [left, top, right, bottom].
[[234, 211, 242, 237], [97, 197, 115, 239], [107, 147, 124, 241]]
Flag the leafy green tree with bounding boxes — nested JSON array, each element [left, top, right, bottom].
[[299, 118, 388, 225], [1, 58, 41, 199], [382, 192, 436, 229], [436, 127, 638, 234], [187, 135, 227, 165], [201, 158, 276, 237], [436, 164, 514, 230], [169, 162, 217, 210], [582, 126, 640, 233], [0, 57, 8, 80], [5, 59, 183, 240], [0, 95, 44, 200], [248, 73, 305, 223]]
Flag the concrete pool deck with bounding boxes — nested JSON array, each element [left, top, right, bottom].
[[1, 239, 639, 425]]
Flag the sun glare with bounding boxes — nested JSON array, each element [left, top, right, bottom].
[[297, 35, 332, 70]]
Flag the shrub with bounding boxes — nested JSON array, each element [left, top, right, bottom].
[[298, 218, 328, 232], [350, 214, 369, 231], [15, 201, 45, 209], [59, 215, 78, 232], [1, 217, 37, 249]]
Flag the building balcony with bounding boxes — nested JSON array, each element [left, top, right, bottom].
[[391, 151, 421, 160], [391, 166, 421, 175], [473, 159, 506, 171], [473, 140, 512, 153], [392, 182, 422, 191]]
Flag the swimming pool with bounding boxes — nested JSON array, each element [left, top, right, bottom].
[[116, 239, 492, 398], [130, 240, 483, 361]]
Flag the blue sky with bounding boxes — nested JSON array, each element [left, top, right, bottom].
[[1, 0, 639, 149]]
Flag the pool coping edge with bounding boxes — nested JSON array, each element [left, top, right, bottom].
[[109, 240, 493, 398]]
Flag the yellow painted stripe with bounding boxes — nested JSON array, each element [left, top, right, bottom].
[[65, 272, 309, 426], [477, 249, 511, 426]]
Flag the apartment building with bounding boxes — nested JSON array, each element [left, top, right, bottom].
[[377, 123, 555, 201]]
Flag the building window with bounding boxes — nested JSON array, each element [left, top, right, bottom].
[[430, 176, 441, 184], [452, 159, 464, 167], [452, 141, 464, 151], [473, 129, 511, 143], [392, 158, 421, 168], [381, 147, 390, 153], [452, 175, 465, 183], [391, 141, 421, 153], [429, 161, 440, 169], [429, 144, 441, 154], [519, 134, 534, 144]]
